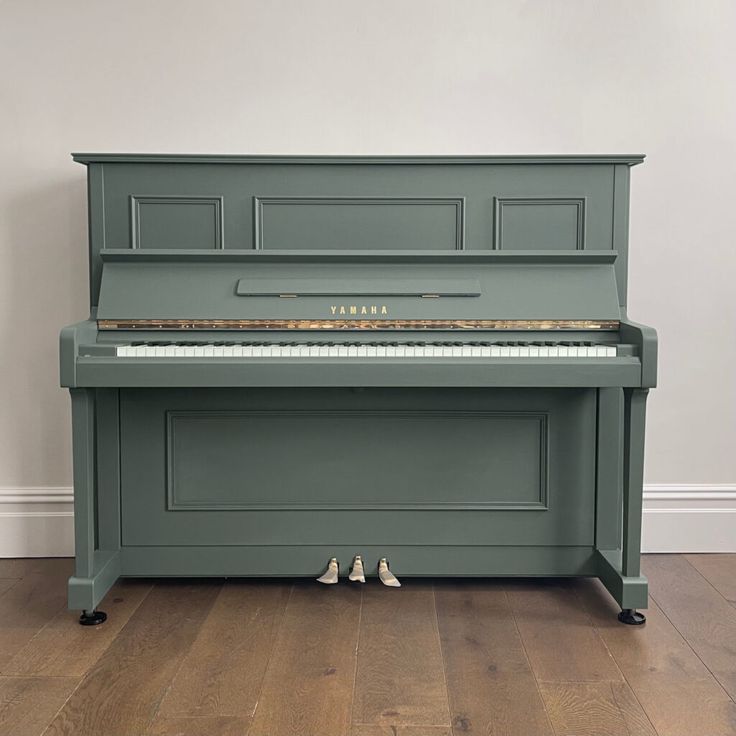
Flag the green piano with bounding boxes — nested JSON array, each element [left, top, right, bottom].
[[60, 154, 656, 626]]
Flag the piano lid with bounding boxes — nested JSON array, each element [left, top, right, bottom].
[[96, 251, 622, 326]]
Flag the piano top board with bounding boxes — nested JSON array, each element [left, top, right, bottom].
[[73, 154, 644, 311]]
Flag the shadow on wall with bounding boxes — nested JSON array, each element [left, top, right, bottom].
[[1, 172, 88, 485]]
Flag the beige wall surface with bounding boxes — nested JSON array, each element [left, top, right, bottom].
[[0, 0, 734, 488]]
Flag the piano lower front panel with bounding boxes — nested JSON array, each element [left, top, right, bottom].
[[119, 387, 598, 563]]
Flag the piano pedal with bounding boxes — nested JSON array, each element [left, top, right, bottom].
[[316, 557, 340, 584], [349, 555, 366, 583], [378, 557, 401, 587]]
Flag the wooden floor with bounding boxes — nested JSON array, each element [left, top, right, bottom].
[[1, 556, 736, 736]]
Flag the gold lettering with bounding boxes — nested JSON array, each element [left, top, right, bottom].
[[370, 305, 377, 314], [361, 306, 367, 315], [381, 305, 388, 315], [330, 305, 337, 315], [339, 306, 346, 315], [349, 305, 357, 315]]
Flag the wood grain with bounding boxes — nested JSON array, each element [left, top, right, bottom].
[[539, 682, 641, 736], [0, 557, 72, 578], [644, 554, 736, 699], [351, 726, 451, 735], [609, 681, 658, 736], [575, 577, 736, 736], [0, 676, 78, 736], [249, 583, 361, 736], [353, 583, 450, 729], [434, 581, 552, 736], [0, 579, 17, 598], [504, 580, 622, 683], [146, 715, 251, 735], [0, 561, 71, 671], [685, 553, 736, 602], [5, 579, 152, 677], [42, 582, 220, 736], [158, 581, 289, 718]]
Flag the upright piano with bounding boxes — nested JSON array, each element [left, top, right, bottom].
[[60, 154, 656, 626]]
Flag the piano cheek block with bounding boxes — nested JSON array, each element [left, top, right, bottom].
[[62, 153, 654, 625]]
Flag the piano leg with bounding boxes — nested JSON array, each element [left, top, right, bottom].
[[619, 387, 649, 624], [67, 388, 116, 625], [595, 387, 649, 622]]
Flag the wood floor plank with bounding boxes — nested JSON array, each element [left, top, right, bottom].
[[539, 682, 638, 736], [353, 583, 450, 729], [685, 553, 736, 602], [0, 579, 17, 598], [0, 557, 73, 579], [609, 682, 658, 736], [352, 726, 451, 735], [147, 715, 251, 735], [0, 676, 79, 736], [42, 581, 220, 736], [434, 581, 552, 736], [5, 579, 153, 677], [0, 561, 72, 671], [575, 577, 736, 736], [249, 583, 361, 736], [644, 554, 736, 699], [504, 580, 622, 683], [157, 580, 289, 718]]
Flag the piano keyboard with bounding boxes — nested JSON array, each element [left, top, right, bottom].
[[115, 341, 618, 358]]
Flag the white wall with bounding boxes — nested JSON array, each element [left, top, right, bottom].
[[1, 1, 734, 553]]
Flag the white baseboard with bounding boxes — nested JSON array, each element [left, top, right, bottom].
[[640, 484, 736, 553], [0, 488, 74, 558], [1, 485, 734, 558]]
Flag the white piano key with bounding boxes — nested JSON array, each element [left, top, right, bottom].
[[509, 346, 520, 357], [490, 346, 501, 357], [538, 346, 549, 357], [500, 346, 510, 357]]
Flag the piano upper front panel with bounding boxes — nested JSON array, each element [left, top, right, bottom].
[[80, 156, 636, 307]]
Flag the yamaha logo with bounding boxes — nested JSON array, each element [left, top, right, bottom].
[[330, 305, 389, 316]]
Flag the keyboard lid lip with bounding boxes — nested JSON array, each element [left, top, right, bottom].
[[100, 249, 618, 265]]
